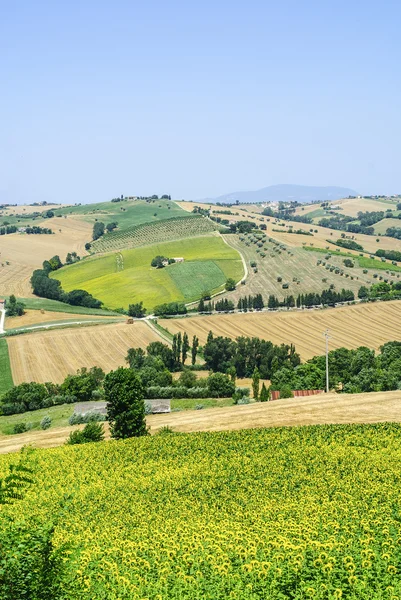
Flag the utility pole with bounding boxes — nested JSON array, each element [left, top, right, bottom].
[[324, 329, 330, 393]]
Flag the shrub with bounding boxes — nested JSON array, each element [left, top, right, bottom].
[[40, 416, 51, 430], [156, 425, 175, 435], [13, 422, 28, 434], [279, 386, 294, 399], [67, 422, 105, 445], [68, 411, 106, 425]]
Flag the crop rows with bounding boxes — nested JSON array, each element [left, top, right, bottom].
[[7, 322, 163, 384], [160, 300, 401, 360], [1, 424, 401, 598], [92, 215, 217, 253]]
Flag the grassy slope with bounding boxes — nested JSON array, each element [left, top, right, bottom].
[[373, 217, 401, 234], [0, 403, 74, 435], [51, 236, 243, 309], [8, 296, 123, 315], [52, 199, 186, 229], [303, 246, 401, 272], [0, 339, 13, 395]]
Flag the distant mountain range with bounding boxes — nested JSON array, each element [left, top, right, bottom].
[[201, 184, 358, 204]]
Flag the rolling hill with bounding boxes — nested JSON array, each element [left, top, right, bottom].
[[202, 184, 358, 204]]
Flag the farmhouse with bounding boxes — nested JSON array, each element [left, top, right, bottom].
[[172, 257, 184, 263]]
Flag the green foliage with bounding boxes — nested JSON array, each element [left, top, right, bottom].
[[225, 277, 236, 291], [104, 367, 147, 439], [279, 386, 294, 398], [92, 221, 105, 240], [0, 339, 13, 396], [206, 372, 235, 398], [260, 383, 269, 402], [127, 301, 146, 318], [67, 421, 105, 444], [252, 367, 260, 401], [204, 332, 300, 378], [13, 422, 29, 434], [40, 415, 52, 430], [5, 294, 25, 317]]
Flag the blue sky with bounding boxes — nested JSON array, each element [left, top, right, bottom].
[[1, 0, 400, 204]]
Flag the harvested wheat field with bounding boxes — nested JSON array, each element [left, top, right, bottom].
[[7, 321, 163, 384], [160, 300, 401, 360], [2, 389, 401, 454], [5, 310, 118, 329], [0, 216, 91, 297]]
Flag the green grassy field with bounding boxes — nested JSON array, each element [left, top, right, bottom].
[[9, 297, 122, 315], [51, 236, 243, 310], [0, 403, 74, 435], [303, 245, 401, 272], [373, 217, 401, 234], [52, 199, 186, 229], [0, 339, 13, 396]]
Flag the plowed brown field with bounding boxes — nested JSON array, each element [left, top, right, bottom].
[[160, 301, 401, 360], [7, 321, 162, 384]]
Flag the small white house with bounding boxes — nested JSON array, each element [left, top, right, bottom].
[[173, 257, 184, 263]]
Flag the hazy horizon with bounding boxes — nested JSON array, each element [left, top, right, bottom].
[[2, 1, 401, 205]]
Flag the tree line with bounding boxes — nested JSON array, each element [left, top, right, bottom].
[[31, 255, 102, 308], [271, 341, 401, 395]]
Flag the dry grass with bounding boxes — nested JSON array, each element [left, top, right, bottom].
[[5, 310, 116, 329], [0, 216, 91, 297], [2, 389, 401, 454], [0, 203, 67, 216], [160, 300, 401, 360], [7, 321, 163, 384], [334, 197, 397, 217]]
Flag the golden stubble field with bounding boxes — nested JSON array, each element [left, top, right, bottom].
[[0, 216, 91, 297], [5, 310, 119, 329], [7, 321, 162, 384], [160, 300, 401, 360], [2, 388, 401, 454]]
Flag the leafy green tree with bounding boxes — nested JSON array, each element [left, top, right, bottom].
[[225, 278, 236, 291], [126, 347, 146, 369], [178, 369, 197, 388], [226, 366, 236, 385], [105, 368, 147, 439], [106, 222, 118, 232], [5, 294, 25, 317], [207, 372, 235, 398], [128, 302, 146, 318], [252, 367, 260, 401], [358, 286, 369, 299], [151, 255, 167, 268], [92, 222, 105, 240], [147, 341, 175, 370]]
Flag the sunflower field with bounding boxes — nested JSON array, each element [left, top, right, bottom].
[[1, 423, 401, 599]]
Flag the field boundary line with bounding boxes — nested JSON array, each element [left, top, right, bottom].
[[145, 318, 172, 345]]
